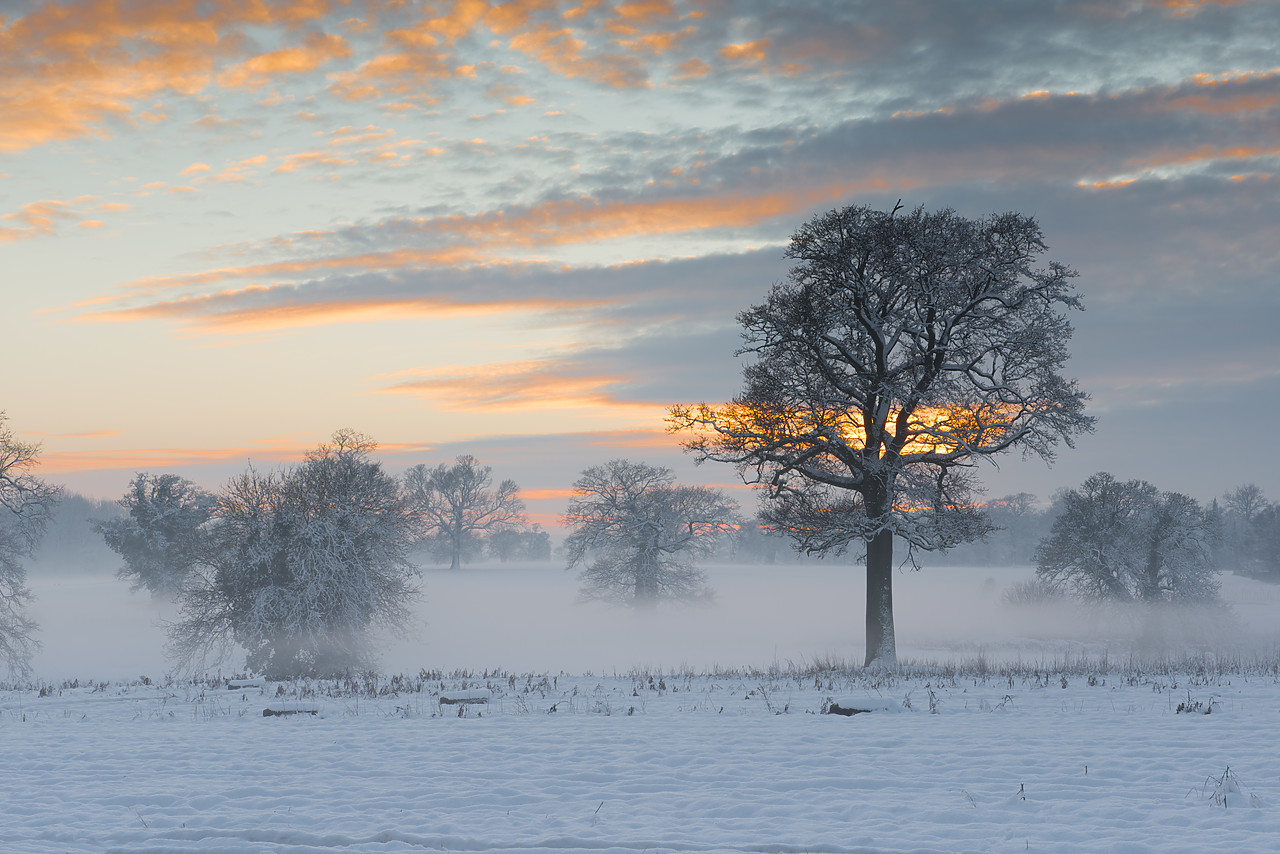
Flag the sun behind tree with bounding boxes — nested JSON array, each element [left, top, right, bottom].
[[670, 202, 1094, 667]]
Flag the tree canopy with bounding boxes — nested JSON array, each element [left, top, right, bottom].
[[1036, 472, 1219, 604], [169, 430, 419, 678], [403, 455, 525, 570], [670, 202, 1093, 665], [99, 473, 215, 598], [563, 459, 738, 607]]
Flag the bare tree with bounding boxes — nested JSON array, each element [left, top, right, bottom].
[[98, 473, 215, 598], [169, 430, 419, 678], [1224, 484, 1269, 523], [0, 413, 62, 676], [487, 524, 552, 562], [670, 203, 1093, 666], [1219, 484, 1272, 574], [1035, 472, 1219, 603], [403, 455, 525, 569], [563, 459, 738, 607]]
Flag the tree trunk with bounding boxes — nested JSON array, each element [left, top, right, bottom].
[[864, 526, 897, 668], [633, 551, 658, 607], [449, 549, 461, 570]]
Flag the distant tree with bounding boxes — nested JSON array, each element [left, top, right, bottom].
[[31, 493, 121, 575], [944, 493, 1053, 566], [403, 455, 525, 569], [169, 430, 419, 678], [0, 413, 62, 676], [98, 473, 215, 598], [718, 517, 792, 564], [487, 524, 552, 562], [1249, 505, 1280, 580], [1224, 484, 1269, 522], [670, 202, 1093, 665], [563, 460, 738, 607], [1218, 484, 1272, 575], [1035, 472, 1219, 603]]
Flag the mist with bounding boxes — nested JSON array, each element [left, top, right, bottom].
[[22, 560, 1280, 683]]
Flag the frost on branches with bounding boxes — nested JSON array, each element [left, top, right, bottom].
[[169, 430, 419, 678], [670, 203, 1094, 666], [1036, 472, 1220, 604], [0, 413, 61, 676], [563, 460, 738, 607], [98, 473, 215, 599]]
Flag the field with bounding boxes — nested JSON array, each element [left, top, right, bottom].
[[4, 563, 1280, 853]]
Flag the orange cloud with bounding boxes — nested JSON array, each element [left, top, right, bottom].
[[578, 427, 683, 450], [519, 487, 578, 500], [327, 124, 396, 146], [1159, 0, 1247, 13], [36, 432, 440, 477], [34, 442, 311, 476], [416, 0, 490, 43], [719, 39, 769, 66], [1077, 178, 1139, 189], [671, 57, 710, 79], [274, 150, 358, 172], [218, 31, 352, 89], [508, 22, 649, 87], [327, 46, 454, 102], [482, 0, 559, 36], [612, 0, 677, 24], [207, 153, 270, 182], [67, 179, 864, 325], [76, 284, 606, 335], [1130, 143, 1280, 169], [79, 219, 106, 229], [0, 0, 697, 147], [0, 0, 354, 151], [23, 428, 121, 439], [0, 198, 81, 241], [378, 359, 652, 412], [613, 26, 695, 56]]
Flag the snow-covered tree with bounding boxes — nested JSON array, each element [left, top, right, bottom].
[[0, 413, 61, 676], [1035, 472, 1219, 603], [563, 460, 738, 607], [1217, 484, 1272, 575], [1249, 505, 1280, 580], [169, 430, 419, 678], [487, 524, 552, 562], [98, 473, 214, 598], [670, 203, 1093, 666], [403, 455, 525, 569]]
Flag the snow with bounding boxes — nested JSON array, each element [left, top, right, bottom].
[[6, 562, 1280, 853]]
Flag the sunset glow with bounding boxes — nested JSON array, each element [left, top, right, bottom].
[[5, 0, 1278, 510], [677, 402, 1019, 462]]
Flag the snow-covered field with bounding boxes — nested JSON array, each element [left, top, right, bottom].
[[6, 563, 1280, 853]]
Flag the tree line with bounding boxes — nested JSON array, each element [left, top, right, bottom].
[[4, 200, 1274, 676]]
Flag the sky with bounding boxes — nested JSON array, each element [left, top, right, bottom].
[[5, 0, 1280, 531]]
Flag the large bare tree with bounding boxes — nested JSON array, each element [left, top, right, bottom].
[[0, 412, 62, 676], [670, 202, 1093, 666], [403, 455, 525, 570]]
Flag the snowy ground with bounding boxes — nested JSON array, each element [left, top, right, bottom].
[[6, 563, 1280, 853]]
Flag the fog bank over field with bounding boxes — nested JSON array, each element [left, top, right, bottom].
[[23, 563, 1280, 682]]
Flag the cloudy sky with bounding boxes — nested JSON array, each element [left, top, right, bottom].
[[5, 0, 1279, 527]]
